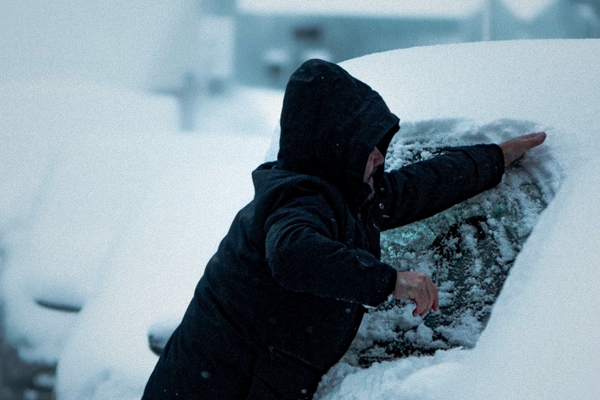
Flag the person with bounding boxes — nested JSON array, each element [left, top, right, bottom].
[[142, 59, 546, 399]]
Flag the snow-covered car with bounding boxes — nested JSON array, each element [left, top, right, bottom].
[[0, 75, 283, 399], [52, 133, 272, 400], [0, 79, 280, 399], [314, 39, 600, 399], [0, 80, 179, 399]]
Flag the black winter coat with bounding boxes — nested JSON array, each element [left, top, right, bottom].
[[143, 59, 505, 399]]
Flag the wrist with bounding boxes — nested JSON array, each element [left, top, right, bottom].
[[387, 268, 398, 295], [393, 271, 408, 299]]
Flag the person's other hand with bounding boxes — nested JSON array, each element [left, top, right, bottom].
[[393, 271, 439, 317], [499, 131, 547, 167]]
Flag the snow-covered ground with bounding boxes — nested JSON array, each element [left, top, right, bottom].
[[1, 39, 600, 399]]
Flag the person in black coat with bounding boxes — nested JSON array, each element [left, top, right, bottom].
[[142, 59, 546, 399]]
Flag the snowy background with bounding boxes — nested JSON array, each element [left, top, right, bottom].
[[2, 1, 600, 398], [1, 38, 599, 399], [0, 79, 281, 399]]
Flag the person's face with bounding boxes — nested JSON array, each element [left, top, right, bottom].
[[364, 147, 384, 199]]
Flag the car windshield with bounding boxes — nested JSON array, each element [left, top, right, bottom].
[[350, 118, 561, 365]]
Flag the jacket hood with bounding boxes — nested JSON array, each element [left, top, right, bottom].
[[276, 59, 400, 207]]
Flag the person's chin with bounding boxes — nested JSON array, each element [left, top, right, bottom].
[[366, 185, 375, 201]]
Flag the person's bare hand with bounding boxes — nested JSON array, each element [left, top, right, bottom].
[[498, 131, 547, 167], [393, 271, 439, 317]]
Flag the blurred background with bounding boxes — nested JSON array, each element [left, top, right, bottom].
[[2, 0, 599, 132], [0, 1, 599, 399]]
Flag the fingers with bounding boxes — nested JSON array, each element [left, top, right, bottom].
[[499, 131, 547, 166], [521, 131, 547, 150], [412, 277, 436, 317], [394, 271, 439, 317]]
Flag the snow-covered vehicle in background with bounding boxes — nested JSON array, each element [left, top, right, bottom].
[[0, 81, 278, 399], [1, 38, 600, 399], [0, 79, 179, 399]]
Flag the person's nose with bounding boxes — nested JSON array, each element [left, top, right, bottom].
[[374, 147, 384, 167]]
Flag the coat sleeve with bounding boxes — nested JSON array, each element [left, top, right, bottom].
[[380, 144, 505, 231], [264, 192, 396, 306]]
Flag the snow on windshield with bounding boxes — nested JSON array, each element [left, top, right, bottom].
[[316, 117, 561, 396]]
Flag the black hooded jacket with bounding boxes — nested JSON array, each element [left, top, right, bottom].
[[145, 59, 504, 398], [199, 59, 503, 367]]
